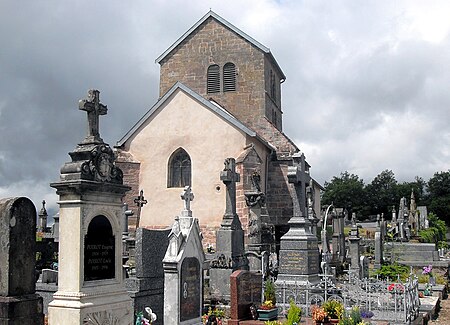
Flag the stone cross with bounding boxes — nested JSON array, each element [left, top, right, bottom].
[[181, 186, 194, 211], [79, 89, 107, 144], [220, 158, 240, 226], [287, 152, 310, 217], [134, 189, 148, 228]]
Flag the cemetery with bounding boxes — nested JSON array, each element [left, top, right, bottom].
[[1, 9, 450, 325]]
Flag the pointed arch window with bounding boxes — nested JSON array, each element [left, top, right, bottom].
[[168, 148, 191, 188], [223, 62, 236, 92], [207, 64, 220, 94]]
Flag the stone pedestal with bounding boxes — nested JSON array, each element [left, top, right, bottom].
[[48, 90, 133, 325]]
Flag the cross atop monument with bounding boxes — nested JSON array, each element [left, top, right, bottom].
[[134, 189, 148, 228], [181, 186, 194, 211], [287, 151, 311, 217], [220, 158, 241, 227], [79, 89, 107, 144]]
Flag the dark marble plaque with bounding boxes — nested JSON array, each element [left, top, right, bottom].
[[180, 257, 200, 322], [84, 215, 115, 281]]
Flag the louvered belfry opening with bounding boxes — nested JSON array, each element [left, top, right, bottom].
[[207, 64, 220, 93], [223, 62, 236, 92]]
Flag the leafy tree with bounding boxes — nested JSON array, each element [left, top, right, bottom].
[[396, 176, 426, 204], [427, 171, 450, 224], [365, 170, 398, 216], [321, 171, 366, 216]]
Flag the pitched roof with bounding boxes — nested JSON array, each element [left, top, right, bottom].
[[155, 10, 286, 80], [116, 82, 275, 150]]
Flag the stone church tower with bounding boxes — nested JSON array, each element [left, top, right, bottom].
[[116, 11, 322, 245]]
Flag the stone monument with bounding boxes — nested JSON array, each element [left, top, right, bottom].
[[374, 215, 384, 270], [348, 213, 361, 278], [210, 158, 249, 301], [163, 186, 206, 324], [276, 152, 320, 285], [0, 197, 44, 324], [48, 89, 133, 325]]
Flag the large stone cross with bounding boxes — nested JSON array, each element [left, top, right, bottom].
[[181, 186, 194, 211], [287, 152, 311, 217], [134, 189, 148, 228], [79, 89, 107, 144], [220, 158, 240, 225]]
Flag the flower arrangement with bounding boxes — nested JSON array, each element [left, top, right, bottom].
[[202, 307, 224, 324], [311, 305, 327, 322], [135, 307, 157, 325], [422, 264, 434, 278], [322, 299, 344, 320], [360, 310, 374, 319], [264, 279, 277, 304], [387, 283, 404, 293]]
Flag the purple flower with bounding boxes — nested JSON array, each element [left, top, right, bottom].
[[422, 265, 433, 275]]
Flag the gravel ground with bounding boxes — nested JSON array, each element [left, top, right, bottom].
[[429, 297, 450, 324]]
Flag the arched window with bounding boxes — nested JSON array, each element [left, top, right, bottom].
[[168, 148, 191, 188], [207, 64, 220, 93], [223, 62, 236, 92]]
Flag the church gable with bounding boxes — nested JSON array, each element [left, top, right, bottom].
[[157, 11, 285, 131]]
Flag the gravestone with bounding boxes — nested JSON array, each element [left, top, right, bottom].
[[126, 227, 170, 325], [360, 256, 369, 279], [48, 90, 133, 325], [276, 152, 320, 285], [331, 210, 345, 264], [348, 214, 361, 278], [245, 170, 274, 273], [374, 216, 383, 270], [0, 197, 44, 324], [37, 200, 48, 233], [210, 158, 248, 301], [228, 270, 262, 325], [163, 186, 205, 324]]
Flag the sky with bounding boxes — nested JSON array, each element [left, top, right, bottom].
[[1, 0, 450, 216]]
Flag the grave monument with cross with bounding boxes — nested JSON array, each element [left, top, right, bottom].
[[210, 158, 249, 302], [48, 89, 133, 325], [134, 189, 148, 229], [163, 186, 205, 324], [276, 151, 320, 285]]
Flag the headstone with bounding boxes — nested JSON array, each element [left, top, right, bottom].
[[409, 190, 419, 236], [307, 179, 319, 236], [348, 214, 361, 278], [37, 200, 48, 233], [360, 256, 369, 279], [276, 152, 320, 285], [163, 187, 205, 324], [0, 197, 44, 324], [134, 189, 148, 229], [374, 215, 383, 269], [331, 211, 346, 264], [245, 170, 274, 273], [126, 227, 170, 325], [228, 270, 262, 325], [48, 90, 133, 325], [210, 158, 248, 301]]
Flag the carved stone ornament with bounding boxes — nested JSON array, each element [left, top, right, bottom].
[[83, 310, 129, 325], [81, 144, 123, 183], [210, 253, 232, 269]]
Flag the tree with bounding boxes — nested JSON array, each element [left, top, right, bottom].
[[321, 171, 366, 216], [365, 170, 397, 216], [427, 170, 450, 224]]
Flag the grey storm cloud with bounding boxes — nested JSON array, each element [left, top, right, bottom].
[[1, 0, 450, 214]]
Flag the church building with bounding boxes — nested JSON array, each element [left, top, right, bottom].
[[115, 11, 322, 245]]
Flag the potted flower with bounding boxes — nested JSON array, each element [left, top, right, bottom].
[[258, 300, 278, 321], [387, 283, 404, 294], [311, 305, 327, 324], [286, 299, 302, 325], [202, 307, 224, 324], [258, 279, 278, 321], [322, 300, 344, 322]]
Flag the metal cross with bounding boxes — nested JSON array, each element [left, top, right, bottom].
[[134, 189, 148, 228], [181, 186, 194, 211], [287, 151, 311, 217], [79, 89, 107, 143]]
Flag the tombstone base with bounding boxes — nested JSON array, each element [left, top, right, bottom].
[[48, 289, 133, 325], [275, 273, 320, 286], [209, 268, 232, 302], [0, 294, 44, 325]]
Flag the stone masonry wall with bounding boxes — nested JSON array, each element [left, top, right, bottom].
[[160, 17, 270, 131], [266, 159, 293, 226]]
